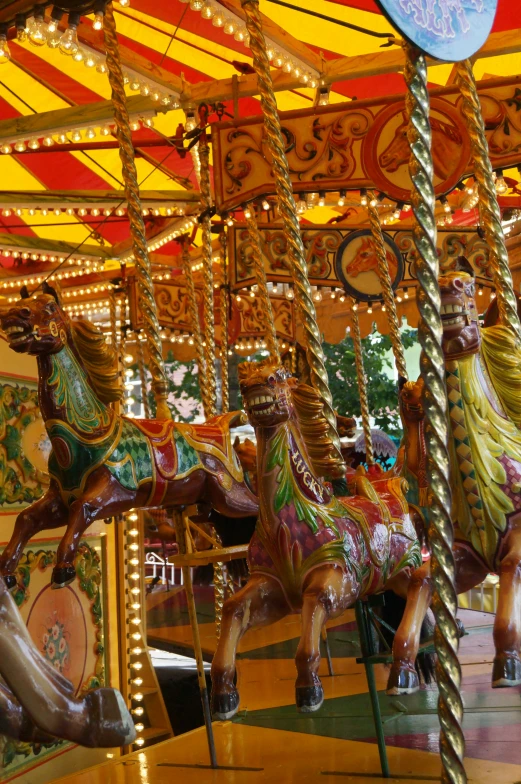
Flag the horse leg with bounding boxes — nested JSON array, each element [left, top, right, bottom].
[[0, 582, 135, 746], [387, 561, 433, 695], [0, 683, 56, 744], [0, 482, 67, 589], [493, 528, 521, 687], [211, 573, 289, 720], [295, 564, 357, 712], [52, 470, 122, 589]]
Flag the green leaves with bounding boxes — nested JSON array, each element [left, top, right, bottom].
[[322, 327, 417, 437]]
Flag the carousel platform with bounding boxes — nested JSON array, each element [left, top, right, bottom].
[[49, 594, 521, 784]]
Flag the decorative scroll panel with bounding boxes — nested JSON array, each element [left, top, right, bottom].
[[212, 76, 521, 210], [230, 224, 489, 292]]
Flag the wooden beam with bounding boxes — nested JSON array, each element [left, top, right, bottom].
[[0, 190, 201, 206], [0, 94, 161, 146], [77, 22, 188, 101], [217, 0, 322, 74], [192, 26, 521, 104], [0, 232, 108, 258]]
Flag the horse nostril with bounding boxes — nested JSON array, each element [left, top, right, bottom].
[[19, 308, 31, 318]]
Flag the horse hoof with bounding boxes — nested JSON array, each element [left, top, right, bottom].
[[3, 574, 17, 591], [295, 684, 324, 713], [51, 565, 76, 589], [83, 688, 136, 747], [492, 654, 521, 687], [212, 689, 240, 720], [386, 664, 420, 696], [456, 618, 466, 638]]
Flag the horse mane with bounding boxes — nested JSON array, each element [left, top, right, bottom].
[[290, 383, 340, 477], [480, 324, 521, 430], [70, 318, 123, 403]]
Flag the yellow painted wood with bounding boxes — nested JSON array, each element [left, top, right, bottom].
[[49, 721, 521, 784]]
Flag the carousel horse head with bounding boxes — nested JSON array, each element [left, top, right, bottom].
[[439, 257, 480, 360], [0, 282, 69, 356], [400, 377, 424, 423], [239, 358, 295, 428]]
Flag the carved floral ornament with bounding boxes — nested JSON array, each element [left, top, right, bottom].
[[211, 76, 521, 212]]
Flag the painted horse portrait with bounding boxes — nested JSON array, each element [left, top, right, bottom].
[[344, 235, 398, 281], [379, 111, 463, 181], [0, 284, 258, 589], [392, 265, 521, 692], [211, 358, 423, 719]]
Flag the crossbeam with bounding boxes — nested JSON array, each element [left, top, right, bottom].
[[0, 189, 200, 207]]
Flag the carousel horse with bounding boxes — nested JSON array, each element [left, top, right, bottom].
[[0, 575, 134, 746], [211, 358, 423, 718], [0, 284, 258, 589], [390, 265, 521, 693]]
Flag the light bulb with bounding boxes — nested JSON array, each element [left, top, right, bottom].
[[96, 61, 107, 74], [43, 136, 54, 146], [495, 174, 508, 194], [135, 723, 145, 732], [59, 24, 79, 56], [14, 141, 26, 152], [85, 127, 96, 139], [72, 48, 84, 62], [313, 289, 322, 302], [140, 83, 150, 97], [132, 647, 143, 655], [338, 191, 346, 207], [212, 11, 225, 26], [1, 144, 11, 154], [133, 692, 143, 702], [234, 27, 246, 41], [318, 193, 325, 207], [28, 15, 48, 46], [286, 286, 294, 300], [47, 29, 61, 48], [190, 0, 204, 8], [133, 706, 144, 716], [119, 0, 130, 5], [0, 34, 11, 63], [132, 677, 143, 686], [360, 191, 368, 207], [201, 2, 215, 18], [223, 19, 236, 34], [134, 738, 145, 747], [100, 124, 112, 136], [93, 11, 104, 30], [71, 129, 82, 142], [56, 133, 68, 144], [84, 53, 97, 68]]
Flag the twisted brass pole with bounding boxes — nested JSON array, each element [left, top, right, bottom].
[[245, 210, 281, 363], [240, 0, 345, 477], [456, 59, 521, 345], [350, 303, 374, 466], [182, 238, 209, 418], [136, 335, 151, 419], [103, 4, 170, 420], [367, 197, 408, 381], [199, 134, 217, 419], [405, 45, 465, 784], [109, 289, 118, 350], [219, 231, 230, 414]]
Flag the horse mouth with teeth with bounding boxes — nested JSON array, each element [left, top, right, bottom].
[[439, 270, 480, 360], [2, 319, 36, 349]]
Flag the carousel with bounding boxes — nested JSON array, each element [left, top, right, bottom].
[[0, 0, 519, 782]]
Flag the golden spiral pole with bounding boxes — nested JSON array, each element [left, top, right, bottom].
[[199, 134, 217, 419], [240, 0, 345, 477], [367, 197, 408, 381], [136, 336, 151, 419], [103, 4, 170, 420], [404, 45, 465, 784], [350, 302, 374, 466], [219, 231, 230, 414], [182, 238, 209, 418], [455, 60, 521, 344], [109, 289, 118, 350], [246, 210, 281, 363]]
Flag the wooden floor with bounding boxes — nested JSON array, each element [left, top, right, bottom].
[[51, 587, 521, 784]]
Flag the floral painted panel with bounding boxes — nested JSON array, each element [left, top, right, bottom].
[[0, 538, 107, 777], [0, 373, 50, 512]]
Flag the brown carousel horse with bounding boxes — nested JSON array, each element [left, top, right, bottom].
[[0, 284, 258, 589], [391, 265, 521, 692], [211, 359, 423, 718]]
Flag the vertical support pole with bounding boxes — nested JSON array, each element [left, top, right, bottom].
[[198, 129, 217, 419], [173, 511, 218, 767], [350, 303, 374, 466], [367, 197, 408, 382], [239, 0, 345, 477], [219, 231, 230, 414], [245, 209, 281, 362], [182, 237, 209, 417], [136, 335, 151, 419], [456, 59, 521, 344], [355, 601, 390, 778], [103, 3, 170, 420], [404, 45, 464, 784]]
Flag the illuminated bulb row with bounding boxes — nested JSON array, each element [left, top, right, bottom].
[[0, 248, 100, 264], [126, 510, 145, 748], [122, 217, 198, 263], [0, 118, 153, 155], [63, 284, 111, 298], [178, 0, 319, 87], [64, 298, 111, 313], [152, 272, 172, 282], [2, 263, 103, 292], [1, 204, 186, 217]]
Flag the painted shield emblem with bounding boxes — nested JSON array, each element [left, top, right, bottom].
[[335, 229, 404, 303], [374, 0, 498, 63]]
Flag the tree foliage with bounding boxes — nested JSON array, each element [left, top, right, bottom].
[[142, 352, 203, 422], [322, 328, 417, 437]]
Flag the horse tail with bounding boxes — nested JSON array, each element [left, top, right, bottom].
[[208, 510, 257, 583], [378, 591, 436, 686]]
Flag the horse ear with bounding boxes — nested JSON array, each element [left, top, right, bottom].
[[42, 281, 63, 305], [20, 285, 30, 299], [455, 255, 475, 277]]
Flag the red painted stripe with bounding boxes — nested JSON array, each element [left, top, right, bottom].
[[11, 43, 102, 105]]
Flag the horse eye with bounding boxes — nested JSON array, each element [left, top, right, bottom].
[[268, 375, 276, 386]]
